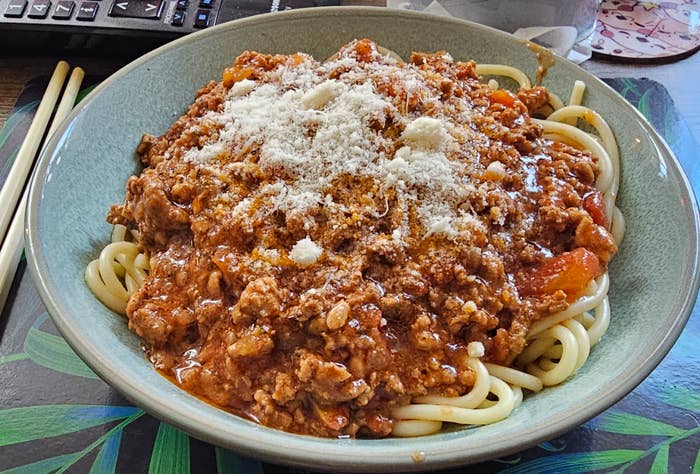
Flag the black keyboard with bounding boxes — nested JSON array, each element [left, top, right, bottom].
[[0, 0, 342, 55]]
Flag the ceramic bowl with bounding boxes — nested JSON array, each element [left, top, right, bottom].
[[25, 7, 700, 471]]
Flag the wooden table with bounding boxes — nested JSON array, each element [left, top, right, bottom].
[[0, 56, 122, 129]]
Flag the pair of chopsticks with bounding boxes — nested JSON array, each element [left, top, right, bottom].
[[0, 62, 85, 314]]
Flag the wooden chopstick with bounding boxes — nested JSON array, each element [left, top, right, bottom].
[[0, 61, 70, 245], [0, 66, 85, 314], [47, 68, 85, 138]]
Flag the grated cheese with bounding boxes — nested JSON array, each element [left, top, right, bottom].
[[289, 237, 323, 266], [301, 79, 347, 110], [229, 79, 256, 97], [184, 51, 489, 240], [425, 216, 456, 238], [401, 116, 451, 150]]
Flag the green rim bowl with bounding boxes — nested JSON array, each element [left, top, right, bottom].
[[25, 7, 700, 472]]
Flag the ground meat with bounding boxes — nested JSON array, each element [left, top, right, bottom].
[[575, 217, 618, 264], [108, 39, 617, 438], [517, 86, 550, 114]]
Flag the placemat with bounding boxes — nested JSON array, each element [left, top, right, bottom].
[[592, 0, 700, 63], [1, 77, 698, 474]]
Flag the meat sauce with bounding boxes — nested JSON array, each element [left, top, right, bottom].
[[108, 39, 617, 437]]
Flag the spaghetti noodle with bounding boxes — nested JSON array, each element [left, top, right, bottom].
[[86, 39, 622, 438]]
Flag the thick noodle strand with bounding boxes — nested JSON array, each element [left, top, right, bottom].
[[476, 64, 531, 88], [392, 376, 515, 425], [84, 224, 149, 316]]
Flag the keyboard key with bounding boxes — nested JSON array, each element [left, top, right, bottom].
[[141, 0, 162, 17], [4, 0, 27, 17], [110, 0, 128, 13], [198, 0, 212, 8], [109, 0, 162, 18], [175, 0, 187, 10], [193, 8, 208, 27], [27, 0, 51, 18], [52, 0, 74, 18], [171, 9, 184, 25], [76, 0, 97, 19]]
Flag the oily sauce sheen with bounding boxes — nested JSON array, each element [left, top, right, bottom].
[[108, 39, 617, 437]]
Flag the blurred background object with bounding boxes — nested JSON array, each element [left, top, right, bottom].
[[387, 0, 601, 62], [388, 0, 601, 42]]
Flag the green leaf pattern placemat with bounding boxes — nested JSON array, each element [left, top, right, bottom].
[[0, 77, 698, 473]]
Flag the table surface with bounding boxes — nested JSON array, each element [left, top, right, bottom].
[[1, 30, 700, 474]]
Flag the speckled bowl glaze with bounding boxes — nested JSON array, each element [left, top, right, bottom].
[[26, 7, 700, 472]]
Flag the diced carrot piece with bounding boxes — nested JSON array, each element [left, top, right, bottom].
[[222, 67, 254, 87], [583, 191, 607, 227], [489, 89, 517, 108], [354, 39, 377, 62], [519, 248, 602, 301]]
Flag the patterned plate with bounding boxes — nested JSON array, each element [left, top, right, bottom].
[[592, 0, 700, 62]]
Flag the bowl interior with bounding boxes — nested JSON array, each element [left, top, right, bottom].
[[27, 8, 699, 472]]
